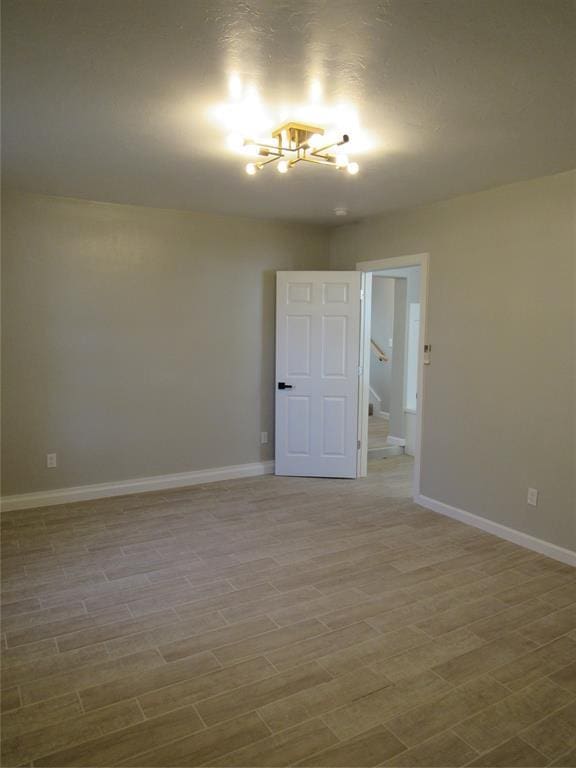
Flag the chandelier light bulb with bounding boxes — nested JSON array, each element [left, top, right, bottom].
[[307, 133, 324, 149], [335, 153, 349, 168], [277, 160, 289, 174], [347, 161, 360, 175], [245, 162, 257, 176]]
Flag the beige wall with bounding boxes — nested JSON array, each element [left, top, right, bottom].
[[331, 170, 576, 551], [1, 191, 329, 495], [3, 174, 574, 554]]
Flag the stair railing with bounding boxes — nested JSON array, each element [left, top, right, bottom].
[[371, 339, 389, 362]]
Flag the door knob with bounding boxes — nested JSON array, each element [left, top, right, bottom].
[[277, 382, 293, 390]]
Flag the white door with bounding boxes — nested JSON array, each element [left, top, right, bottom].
[[275, 271, 362, 478]]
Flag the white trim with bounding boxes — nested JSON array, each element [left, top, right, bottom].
[[368, 385, 382, 411], [357, 254, 430, 272], [377, 411, 390, 420], [1, 461, 275, 512], [386, 435, 406, 447], [416, 494, 576, 568], [356, 253, 429, 501], [357, 272, 372, 477]]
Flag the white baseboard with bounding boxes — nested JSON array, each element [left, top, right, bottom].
[[6, 469, 573, 569], [387, 435, 406, 446], [1, 461, 275, 512], [416, 494, 576, 568], [377, 411, 390, 420]]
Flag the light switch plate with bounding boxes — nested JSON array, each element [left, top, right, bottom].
[[527, 488, 538, 506]]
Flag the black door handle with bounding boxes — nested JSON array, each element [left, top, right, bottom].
[[278, 382, 293, 390]]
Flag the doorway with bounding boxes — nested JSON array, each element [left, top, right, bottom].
[[273, 261, 428, 488], [356, 255, 429, 499]]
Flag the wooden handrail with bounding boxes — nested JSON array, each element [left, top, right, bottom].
[[371, 338, 388, 362]]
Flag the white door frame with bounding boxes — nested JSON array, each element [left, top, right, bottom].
[[356, 253, 430, 499]]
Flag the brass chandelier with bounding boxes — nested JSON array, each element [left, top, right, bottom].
[[236, 122, 359, 176]]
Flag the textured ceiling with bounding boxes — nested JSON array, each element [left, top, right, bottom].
[[2, 0, 575, 223]]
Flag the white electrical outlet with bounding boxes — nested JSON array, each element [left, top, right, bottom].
[[260, 432, 268, 445], [388, 338, 393, 348], [46, 453, 57, 469], [527, 488, 538, 506]]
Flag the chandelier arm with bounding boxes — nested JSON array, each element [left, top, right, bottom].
[[309, 136, 348, 156], [309, 150, 336, 161], [301, 155, 338, 167], [309, 145, 335, 156], [241, 124, 356, 174], [251, 142, 291, 154], [309, 140, 341, 155], [256, 155, 282, 169], [251, 139, 316, 154]]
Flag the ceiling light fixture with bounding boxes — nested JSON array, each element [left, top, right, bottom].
[[234, 122, 360, 177]]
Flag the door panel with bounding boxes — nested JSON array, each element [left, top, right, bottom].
[[321, 315, 348, 377], [275, 271, 361, 478], [286, 316, 311, 376], [322, 396, 346, 456], [286, 397, 311, 455]]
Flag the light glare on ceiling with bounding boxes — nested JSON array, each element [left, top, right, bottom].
[[228, 73, 243, 101], [226, 133, 244, 150], [309, 79, 323, 103], [210, 75, 375, 158]]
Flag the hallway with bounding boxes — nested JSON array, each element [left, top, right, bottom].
[[368, 414, 405, 460]]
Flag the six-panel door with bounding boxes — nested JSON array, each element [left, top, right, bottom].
[[275, 271, 362, 478]]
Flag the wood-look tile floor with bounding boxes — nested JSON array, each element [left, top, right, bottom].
[[2, 457, 575, 767], [368, 416, 390, 449]]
